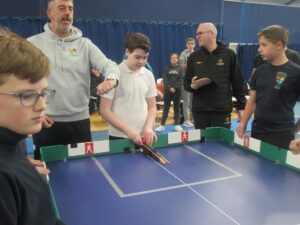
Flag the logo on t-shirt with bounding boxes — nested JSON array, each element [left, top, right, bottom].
[[68, 47, 78, 56], [274, 72, 287, 89], [216, 58, 224, 66], [169, 69, 179, 75]]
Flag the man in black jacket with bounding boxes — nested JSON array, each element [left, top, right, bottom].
[[184, 22, 246, 131]]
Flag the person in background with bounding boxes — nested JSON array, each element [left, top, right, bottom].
[[28, 0, 120, 159], [179, 37, 196, 127], [237, 25, 300, 149], [100, 32, 157, 146], [155, 53, 184, 132]]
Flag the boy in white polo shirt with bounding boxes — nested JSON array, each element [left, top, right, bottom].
[[100, 32, 157, 146]]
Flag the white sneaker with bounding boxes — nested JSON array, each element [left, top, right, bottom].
[[155, 125, 165, 131], [183, 121, 194, 127], [174, 125, 183, 131]]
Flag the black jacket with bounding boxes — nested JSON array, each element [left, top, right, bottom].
[[163, 64, 183, 91], [184, 41, 246, 112], [0, 127, 65, 225]]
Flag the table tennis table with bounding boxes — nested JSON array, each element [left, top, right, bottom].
[[41, 128, 300, 225]]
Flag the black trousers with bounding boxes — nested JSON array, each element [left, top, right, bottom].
[[161, 89, 181, 125], [33, 118, 92, 159], [192, 111, 231, 129], [251, 130, 294, 149]]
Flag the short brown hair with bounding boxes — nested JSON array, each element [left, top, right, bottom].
[[0, 28, 50, 85], [48, 0, 73, 10], [257, 25, 290, 47], [185, 37, 195, 43], [124, 32, 151, 53]]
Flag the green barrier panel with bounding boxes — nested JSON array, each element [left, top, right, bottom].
[[153, 134, 169, 148], [218, 128, 300, 173], [41, 132, 201, 163], [219, 127, 234, 143], [40, 128, 300, 173], [201, 127, 221, 141], [41, 145, 67, 162], [109, 138, 135, 153], [47, 182, 61, 219], [260, 142, 287, 165]]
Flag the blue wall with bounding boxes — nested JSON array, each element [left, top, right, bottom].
[[0, 0, 222, 23], [75, 0, 221, 23], [223, 2, 300, 44], [1, 0, 300, 44], [0, 0, 44, 17], [1, 0, 300, 79]]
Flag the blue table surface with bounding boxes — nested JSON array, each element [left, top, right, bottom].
[[48, 141, 300, 225]]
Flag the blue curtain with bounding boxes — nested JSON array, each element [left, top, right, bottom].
[[236, 44, 259, 81], [74, 19, 198, 78], [0, 17, 198, 79], [0, 17, 46, 38]]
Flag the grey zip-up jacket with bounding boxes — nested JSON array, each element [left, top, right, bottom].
[[28, 23, 119, 122]]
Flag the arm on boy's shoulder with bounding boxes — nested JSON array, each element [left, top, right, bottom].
[[96, 79, 118, 95], [89, 40, 120, 80], [88, 42, 120, 95]]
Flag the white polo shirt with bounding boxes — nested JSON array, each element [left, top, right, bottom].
[[102, 61, 157, 138]]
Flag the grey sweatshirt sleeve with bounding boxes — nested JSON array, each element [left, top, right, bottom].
[[88, 41, 120, 80], [179, 51, 187, 65]]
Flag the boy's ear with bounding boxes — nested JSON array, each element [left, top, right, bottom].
[[274, 41, 284, 50]]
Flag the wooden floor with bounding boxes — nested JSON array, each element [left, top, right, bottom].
[[90, 111, 178, 131]]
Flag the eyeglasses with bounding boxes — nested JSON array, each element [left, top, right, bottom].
[[0, 88, 56, 107], [196, 31, 211, 36]]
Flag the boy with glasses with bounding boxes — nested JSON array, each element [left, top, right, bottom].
[[0, 29, 65, 225]]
